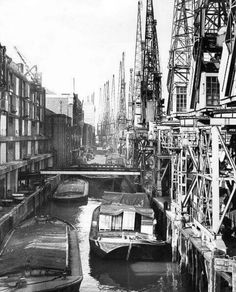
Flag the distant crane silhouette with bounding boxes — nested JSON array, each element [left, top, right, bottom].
[[14, 46, 41, 85]]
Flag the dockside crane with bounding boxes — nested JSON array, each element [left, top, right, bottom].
[[128, 68, 134, 128], [129, 0, 144, 169], [133, 0, 143, 128], [189, 0, 229, 111], [167, 0, 194, 116], [130, 0, 164, 194], [160, 0, 233, 259], [126, 68, 135, 166], [103, 81, 111, 148], [186, 0, 230, 234], [0, 44, 6, 91], [110, 74, 117, 150], [100, 83, 108, 147], [142, 0, 163, 125], [116, 52, 127, 153], [14, 46, 42, 85]]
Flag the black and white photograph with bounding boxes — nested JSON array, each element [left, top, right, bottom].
[[0, 0, 235, 291]]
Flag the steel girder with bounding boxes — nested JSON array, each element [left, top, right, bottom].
[[167, 0, 194, 115]]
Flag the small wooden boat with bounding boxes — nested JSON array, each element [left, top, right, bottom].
[[89, 192, 171, 261], [0, 216, 83, 291], [52, 178, 89, 201]]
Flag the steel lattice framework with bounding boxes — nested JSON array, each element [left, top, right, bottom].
[[161, 0, 234, 249], [142, 0, 162, 123], [190, 0, 229, 109], [133, 1, 143, 127], [0, 44, 6, 91], [128, 68, 134, 127], [110, 74, 117, 149], [110, 74, 116, 129], [167, 0, 194, 115], [117, 52, 126, 133]]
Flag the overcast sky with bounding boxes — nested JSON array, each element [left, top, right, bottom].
[[0, 0, 173, 102]]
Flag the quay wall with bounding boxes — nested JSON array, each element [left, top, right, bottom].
[[0, 175, 61, 245], [152, 197, 236, 291]]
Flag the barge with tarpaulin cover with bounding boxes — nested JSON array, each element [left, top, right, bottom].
[[0, 216, 83, 291], [89, 192, 171, 261], [52, 178, 89, 202]]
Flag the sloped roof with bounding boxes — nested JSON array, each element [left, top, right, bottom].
[[100, 192, 153, 218], [102, 192, 150, 208]]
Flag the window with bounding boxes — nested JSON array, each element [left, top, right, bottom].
[[15, 77, 19, 96], [0, 143, 6, 164], [176, 86, 187, 112], [21, 141, 27, 158], [31, 141, 35, 155], [111, 215, 122, 230], [22, 81, 25, 97], [8, 117, 15, 136], [122, 211, 135, 230], [206, 76, 219, 106], [0, 178, 5, 199], [99, 214, 112, 230], [7, 142, 15, 161]]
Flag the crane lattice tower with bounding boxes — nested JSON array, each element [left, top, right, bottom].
[[117, 52, 126, 135], [133, 0, 143, 127], [142, 0, 162, 124], [167, 0, 194, 116]]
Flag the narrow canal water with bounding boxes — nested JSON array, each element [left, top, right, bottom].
[[38, 197, 191, 292]]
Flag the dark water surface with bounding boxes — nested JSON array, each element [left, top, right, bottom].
[[39, 198, 190, 292]]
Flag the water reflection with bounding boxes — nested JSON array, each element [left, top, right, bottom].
[[39, 198, 189, 292], [39, 199, 88, 223], [89, 255, 185, 291]]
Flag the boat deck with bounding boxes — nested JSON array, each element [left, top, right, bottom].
[[0, 218, 68, 275]]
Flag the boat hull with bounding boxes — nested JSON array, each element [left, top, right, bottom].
[[0, 217, 83, 291], [89, 192, 171, 261], [89, 238, 171, 261], [10, 276, 83, 292], [52, 194, 88, 202], [52, 179, 89, 202]]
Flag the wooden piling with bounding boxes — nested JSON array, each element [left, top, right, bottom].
[[171, 223, 178, 262], [232, 261, 236, 292], [208, 252, 216, 292]]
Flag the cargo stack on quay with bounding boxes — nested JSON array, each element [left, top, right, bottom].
[[1, 0, 236, 291]]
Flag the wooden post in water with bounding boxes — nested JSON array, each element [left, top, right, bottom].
[[208, 252, 216, 292], [126, 240, 132, 261], [166, 218, 171, 243], [171, 223, 178, 262], [232, 261, 236, 292], [195, 250, 199, 290]]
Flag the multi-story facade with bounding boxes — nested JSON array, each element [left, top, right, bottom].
[[83, 94, 96, 127], [82, 94, 96, 147], [45, 109, 73, 168], [0, 44, 52, 198], [46, 92, 73, 118], [83, 123, 95, 147], [45, 92, 95, 167], [45, 92, 84, 167]]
